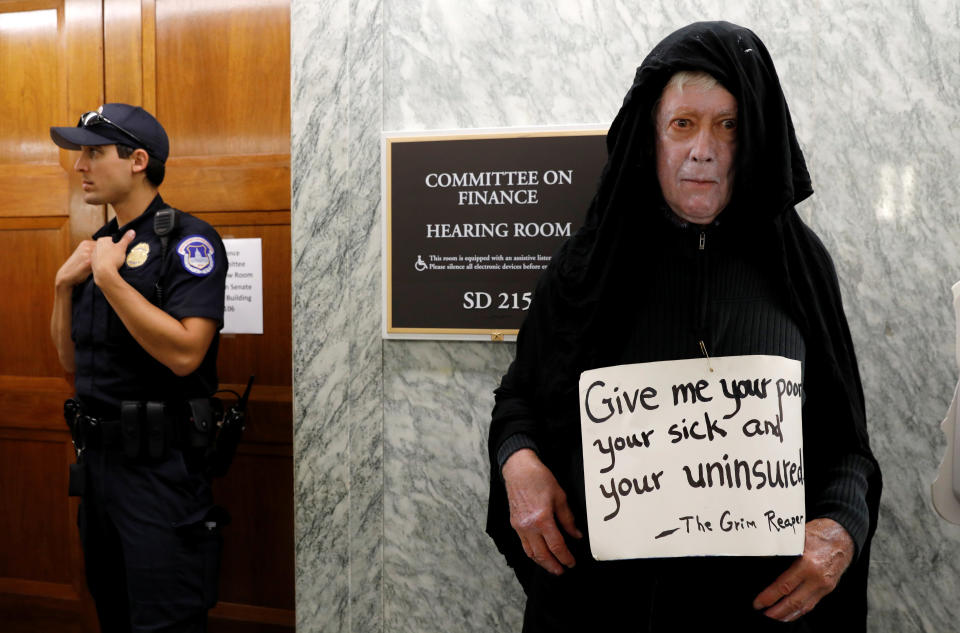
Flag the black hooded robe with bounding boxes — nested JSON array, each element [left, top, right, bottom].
[[487, 22, 881, 632]]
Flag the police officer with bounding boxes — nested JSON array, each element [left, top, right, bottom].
[[49, 103, 228, 632]]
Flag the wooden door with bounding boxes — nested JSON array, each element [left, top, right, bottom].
[[0, 1, 294, 631], [0, 2, 105, 630]]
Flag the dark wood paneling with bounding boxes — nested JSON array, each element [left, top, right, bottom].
[[213, 222, 292, 388], [204, 216, 293, 626], [0, 3, 61, 165], [154, 0, 289, 159], [142, 1, 294, 629], [0, 593, 84, 633], [0, 2, 102, 628], [0, 220, 70, 377], [0, 1, 293, 631], [213, 453, 294, 610], [0, 376, 73, 431], [163, 155, 290, 212], [0, 437, 74, 584]]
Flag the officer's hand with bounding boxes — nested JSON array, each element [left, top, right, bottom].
[[91, 230, 136, 284], [502, 448, 582, 575], [753, 517, 855, 622], [55, 240, 96, 289]]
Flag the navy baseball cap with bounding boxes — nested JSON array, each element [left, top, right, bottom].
[[50, 103, 169, 163]]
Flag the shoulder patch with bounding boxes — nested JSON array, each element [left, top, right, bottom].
[[176, 235, 216, 276]]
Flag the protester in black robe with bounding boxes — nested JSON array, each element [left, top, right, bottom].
[[487, 21, 881, 632]]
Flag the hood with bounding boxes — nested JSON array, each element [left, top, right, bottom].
[[593, 21, 812, 233]]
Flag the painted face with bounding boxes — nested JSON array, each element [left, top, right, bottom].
[[655, 81, 738, 224], [73, 144, 136, 206]]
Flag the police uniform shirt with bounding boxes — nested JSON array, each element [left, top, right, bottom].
[[71, 194, 228, 415]]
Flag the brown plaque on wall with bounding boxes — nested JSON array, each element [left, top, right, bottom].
[[383, 128, 607, 340]]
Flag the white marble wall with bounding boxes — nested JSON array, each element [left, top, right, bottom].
[[292, 1, 384, 631], [293, 1, 960, 631]]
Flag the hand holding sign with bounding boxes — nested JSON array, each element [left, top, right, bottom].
[[502, 448, 583, 575], [753, 517, 854, 622]]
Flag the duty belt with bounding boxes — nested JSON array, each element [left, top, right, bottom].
[[64, 398, 218, 460]]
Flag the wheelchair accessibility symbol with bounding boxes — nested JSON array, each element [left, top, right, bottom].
[[414, 255, 427, 272]]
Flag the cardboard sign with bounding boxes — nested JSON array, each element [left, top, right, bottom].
[[579, 355, 804, 560]]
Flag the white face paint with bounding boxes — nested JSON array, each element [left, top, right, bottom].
[[655, 82, 738, 224]]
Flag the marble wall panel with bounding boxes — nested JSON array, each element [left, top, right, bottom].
[[291, 1, 351, 630], [292, 1, 385, 632], [294, 1, 960, 631], [382, 340, 520, 632], [802, 3, 960, 631]]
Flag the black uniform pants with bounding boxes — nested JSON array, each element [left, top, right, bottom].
[[77, 447, 221, 633]]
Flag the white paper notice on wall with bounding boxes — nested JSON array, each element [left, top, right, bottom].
[[222, 238, 263, 335], [579, 355, 805, 561]]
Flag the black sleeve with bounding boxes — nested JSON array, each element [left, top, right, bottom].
[[488, 295, 550, 463], [163, 225, 228, 325], [486, 283, 557, 564], [496, 432, 541, 476], [490, 367, 539, 452], [807, 453, 873, 559], [789, 218, 880, 561]]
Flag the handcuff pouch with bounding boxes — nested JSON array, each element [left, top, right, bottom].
[[121, 400, 143, 458], [145, 401, 167, 459]]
